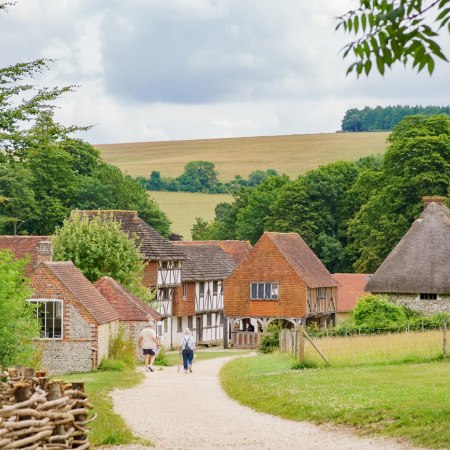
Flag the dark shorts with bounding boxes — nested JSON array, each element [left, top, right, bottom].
[[143, 348, 156, 356]]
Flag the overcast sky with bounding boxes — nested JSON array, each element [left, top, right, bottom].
[[1, 0, 449, 144]]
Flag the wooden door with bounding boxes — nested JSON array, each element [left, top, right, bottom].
[[196, 315, 203, 343]]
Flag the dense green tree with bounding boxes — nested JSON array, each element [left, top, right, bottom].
[[269, 162, 360, 272], [337, 0, 450, 76], [53, 213, 149, 300], [0, 250, 39, 367], [178, 161, 220, 193], [349, 114, 450, 272]]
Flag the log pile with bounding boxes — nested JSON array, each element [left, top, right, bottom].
[[0, 366, 96, 449]]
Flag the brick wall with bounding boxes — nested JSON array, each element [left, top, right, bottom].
[[387, 293, 450, 315], [224, 235, 307, 318], [173, 282, 196, 316], [143, 261, 158, 287]]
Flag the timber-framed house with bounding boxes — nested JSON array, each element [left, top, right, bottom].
[[224, 232, 339, 348], [172, 243, 237, 345], [72, 210, 186, 347]]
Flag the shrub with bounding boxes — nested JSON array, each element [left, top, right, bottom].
[[259, 333, 279, 353], [154, 345, 169, 366], [109, 325, 136, 369], [98, 358, 127, 371], [353, 295, 408, 328]]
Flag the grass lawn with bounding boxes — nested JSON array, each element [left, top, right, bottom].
[[221, 353, 450, 449], [149, 191, 232, 239], [65, 369, 150, 447]]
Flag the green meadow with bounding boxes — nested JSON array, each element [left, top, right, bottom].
[[150, 191, 232, 239]]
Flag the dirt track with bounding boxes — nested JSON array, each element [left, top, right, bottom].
[[108, 355, 419, 450]]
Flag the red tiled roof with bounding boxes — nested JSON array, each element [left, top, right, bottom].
[[0, 236, 50, 276], [265, 232, 340, 288], [43, 262, 120, 324], [94, 276, 161, 322], [174, 240, 251, 264], [333, 273, 372, 312]]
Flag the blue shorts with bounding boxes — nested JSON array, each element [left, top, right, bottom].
[[143, 348, 156, 356]]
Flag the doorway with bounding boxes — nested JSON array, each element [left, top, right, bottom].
[[196, 315, 203, 343]]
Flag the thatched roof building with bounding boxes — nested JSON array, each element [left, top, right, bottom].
[[366, 200, 450, 294]]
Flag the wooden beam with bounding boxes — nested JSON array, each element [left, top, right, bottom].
[[303, 329, 331, 366]]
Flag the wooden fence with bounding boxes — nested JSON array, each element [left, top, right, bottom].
[[231, 331, 265, 349], [0, 365, 95, 449]]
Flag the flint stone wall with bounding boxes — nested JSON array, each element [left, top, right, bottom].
[[42, 340, 92, 374], [387, 294, 450, 314]]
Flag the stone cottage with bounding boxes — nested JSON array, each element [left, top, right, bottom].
[[94, 276, 161, 359], [365, 197, 450, 314], [30, 261, 120, 374]]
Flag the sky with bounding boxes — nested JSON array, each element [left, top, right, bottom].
[[1, 0, 449, 144]]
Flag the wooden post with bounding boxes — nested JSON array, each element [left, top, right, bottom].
[[299, 325, 305, 365], [303, 329, 331, 366], [14, 382, 31, 420], [71, 382, 87, 443], [443, 318, 448, 359], [48, 381, 65, 439]]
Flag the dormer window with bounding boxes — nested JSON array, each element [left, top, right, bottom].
[[420, 293, 438, 300]]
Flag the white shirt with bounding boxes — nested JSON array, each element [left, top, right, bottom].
[[180, 335, 195, 350], [139, 327, 158, 349]]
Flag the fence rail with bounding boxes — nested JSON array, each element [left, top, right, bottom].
[[231, 331, 266, 349]]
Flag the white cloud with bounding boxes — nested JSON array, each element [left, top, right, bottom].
[[0, 0, 449, 144]]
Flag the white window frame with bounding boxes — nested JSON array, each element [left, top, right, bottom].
[[182, 283, 187, 299], [250, 282, 279, 300], [29, 299, 63, 339]]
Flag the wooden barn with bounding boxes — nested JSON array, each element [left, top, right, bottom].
[[365, 197, 450, 314], [72, 210, 186, 347], [224, 232, 339, 348], [94, 276, 161, 360], [172, 242, 237, 345]]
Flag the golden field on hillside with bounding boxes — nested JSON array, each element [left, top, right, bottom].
[[150, 191, 232, 239], [97, 132, 389, 181]]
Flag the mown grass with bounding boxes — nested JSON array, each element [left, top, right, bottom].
[[149, 191, 232, 239], [65, 369, 150, 447], [221, 353, 450, 449], [302, 330, 443, 367], [97, 132, 389, 180]]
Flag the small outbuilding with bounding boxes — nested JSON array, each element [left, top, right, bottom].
[[365, 197, 450, 314]]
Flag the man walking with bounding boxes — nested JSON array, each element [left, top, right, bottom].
[[138, 321, 160, 373]]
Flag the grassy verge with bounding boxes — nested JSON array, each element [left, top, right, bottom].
[[65, 369, 150, 447], [161, 349, 250, 367], [221, 353, 450, 449], [303, 330, 443, 367]]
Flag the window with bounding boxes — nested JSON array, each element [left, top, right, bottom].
[[30, 300, 63, 339], [213, 281, 218, 295], [182, 283, 187, 299], [177, 317, 183, 332], [219, 312, 224, 325], [250, 282, 279, 300], [163, 319, 168, 333], [161, 261, 168, 269], [420, 293, 438, 300], [317, 288, 327, 299], [188, 316, 193, 329], [159, 288, 170, 301], [199, 282, 205, 298], [207, 313, 212, 327]]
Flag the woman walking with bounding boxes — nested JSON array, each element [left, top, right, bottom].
[[180, 328, 195, 374]]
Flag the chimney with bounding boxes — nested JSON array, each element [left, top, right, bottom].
[[37, 240, 53, 263], [422, 196, 445, 208]]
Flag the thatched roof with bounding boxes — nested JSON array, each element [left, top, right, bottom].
[[366, 202, 450, 293]]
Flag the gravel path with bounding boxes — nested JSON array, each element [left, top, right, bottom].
[[109, 355, 419, 450]]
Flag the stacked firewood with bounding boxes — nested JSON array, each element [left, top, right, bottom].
[[0, 366, 96, 449]]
